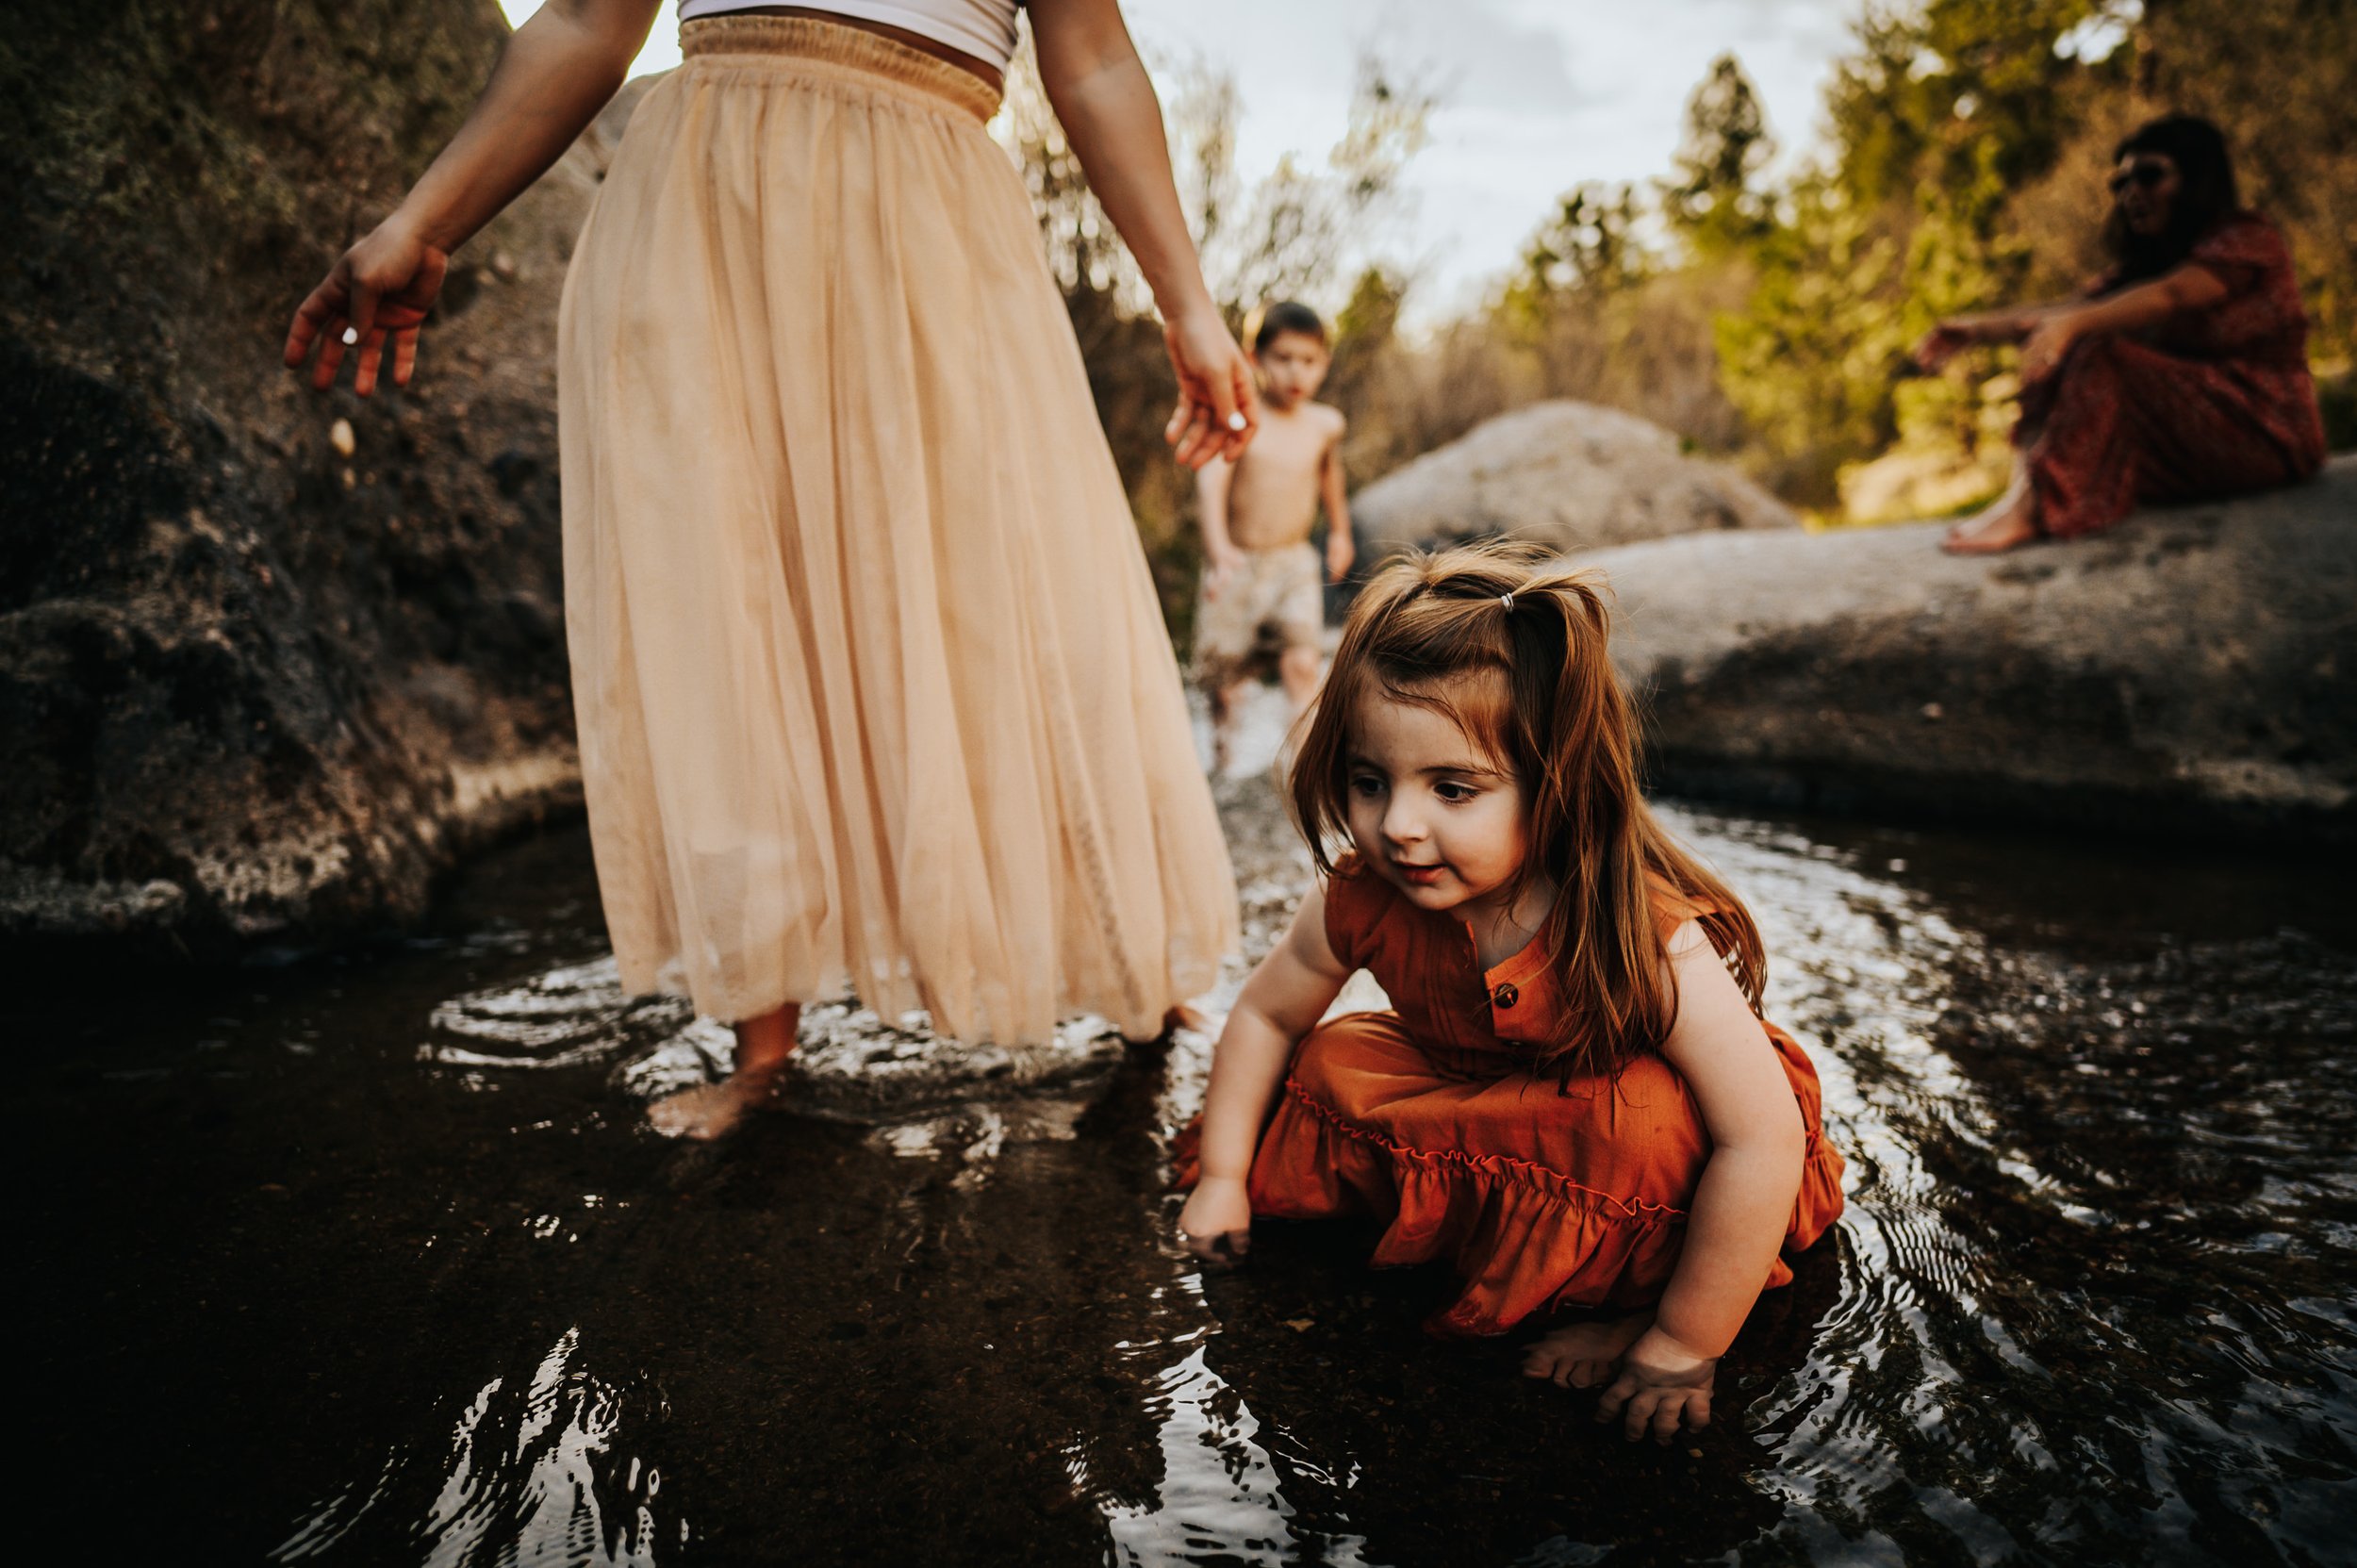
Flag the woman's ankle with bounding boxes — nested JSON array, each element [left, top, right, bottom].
[[733, 1002, 802, 1078]]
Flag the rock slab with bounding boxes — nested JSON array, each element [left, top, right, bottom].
[[1351, 399, 1797, 559], [1583, 459, 2357, 845]]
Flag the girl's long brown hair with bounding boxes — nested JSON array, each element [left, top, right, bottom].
[[1289, 543, 1765, 1081]]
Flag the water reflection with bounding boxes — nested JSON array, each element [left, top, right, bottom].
[[272, 1329, 674, 1566], [1106, 1343, 1376, 1566], [427, 952, 1129, 1135], [29, 680, 2352, 1565], [1087, 772, 2357, 1564]]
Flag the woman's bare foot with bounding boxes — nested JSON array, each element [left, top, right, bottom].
[[648, 1070, 783, 1141], [1942, 479, 2040, 555], [1523, 1309, 1655, 1390], [649, 1002, 801, 1140]]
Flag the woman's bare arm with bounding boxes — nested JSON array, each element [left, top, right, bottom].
[[1916, 260, 2228, 377], [1028, 0, 1255, 467], [1913, 300, 2074, 370], [2018, 261, 2231, 382], [1964, 301, 2079, 340], [284, 0, 661, 392], [398, 0, 661, 255]]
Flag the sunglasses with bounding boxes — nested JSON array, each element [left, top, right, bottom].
[[2108, 163, 2171, 195]]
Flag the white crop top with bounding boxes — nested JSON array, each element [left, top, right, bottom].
[[674, 1, 1022, 73]]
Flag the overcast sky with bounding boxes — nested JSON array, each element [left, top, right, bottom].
[[503, 0, 1863, 322]]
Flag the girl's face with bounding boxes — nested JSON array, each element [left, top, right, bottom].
[[1345, 684, 1527, 920]]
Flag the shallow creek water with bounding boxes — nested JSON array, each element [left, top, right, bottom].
[[19, 718, 2357, 1564]]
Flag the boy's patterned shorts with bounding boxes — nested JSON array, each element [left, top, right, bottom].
[[1194, 543, 1324, 691]]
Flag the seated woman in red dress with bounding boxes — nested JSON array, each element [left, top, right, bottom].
[[1917, 114, 2326, 554]]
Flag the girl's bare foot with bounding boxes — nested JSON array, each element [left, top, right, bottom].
[[1523, 1309, 1655, 1390], [648, 1070, 783, 1141]]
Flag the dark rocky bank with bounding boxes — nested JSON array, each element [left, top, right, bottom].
[[1, 0, 608, 954], [1587, 458, 2357, 849]]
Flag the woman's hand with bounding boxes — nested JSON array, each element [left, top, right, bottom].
[[1913, 309, 2046, 371], [1911, 321, 1974, 372], [1177, 1175, 1253, 1267], [1595, 1326, 1718, 1444], [285, 214, 451, 396], [1163, 304, 1259, 470], [2018, 312, 2082, 387]]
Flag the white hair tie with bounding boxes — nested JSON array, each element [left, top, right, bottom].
[[1499, 592, 1515, 612]]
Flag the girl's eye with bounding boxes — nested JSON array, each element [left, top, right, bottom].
[[1348, 774, 1384, 798], [1435, 781, 1478, 803]]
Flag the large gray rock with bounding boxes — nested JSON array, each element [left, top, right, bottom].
[[1586, 458, 2357, 845], [1352, 400, 1797, 557]]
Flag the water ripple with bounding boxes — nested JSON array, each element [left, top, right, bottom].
[[272, 1329, 674, 1567]]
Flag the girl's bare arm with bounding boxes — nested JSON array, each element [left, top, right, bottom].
[[285, 0, 661, 391], [1177, 884, 1350, 1261], [1597, 924, 1805, 1441], [1029, 0, 1256, 468], [1649, 931, 1806, 1358]]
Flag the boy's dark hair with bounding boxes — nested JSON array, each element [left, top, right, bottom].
[[1250, 300, 1327, 353], [2102, 113, 2242, 286]]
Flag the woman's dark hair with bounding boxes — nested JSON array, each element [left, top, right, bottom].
[[2102, 113, 2241, 285], [1249, 300, 1327, 353]]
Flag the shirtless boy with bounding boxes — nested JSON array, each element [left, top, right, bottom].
[[1195, 301, 1353, 773]]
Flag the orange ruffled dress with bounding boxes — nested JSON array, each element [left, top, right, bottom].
[[1215, 857, 1846, 1338]]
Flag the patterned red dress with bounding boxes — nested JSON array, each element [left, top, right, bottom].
[[1181, 856, 1847, 1339], [2020, 210, 2326, 538]]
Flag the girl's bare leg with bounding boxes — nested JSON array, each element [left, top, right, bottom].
[[1523, 1308, 1656, 1390], [648, 1002, 802, 1141]]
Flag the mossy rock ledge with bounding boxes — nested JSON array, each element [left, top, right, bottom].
[[0, 2, 651, 952], [1582, 457, 2357, 847]]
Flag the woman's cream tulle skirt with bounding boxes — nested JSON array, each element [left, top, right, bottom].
[[555, 17, 1238, 1042]]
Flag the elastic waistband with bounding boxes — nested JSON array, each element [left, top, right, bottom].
[[679, 16, 1001, 123]]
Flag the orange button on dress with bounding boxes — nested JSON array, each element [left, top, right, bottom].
[[1223, 857, 1846, 1339]]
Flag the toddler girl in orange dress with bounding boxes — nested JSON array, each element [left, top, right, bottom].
[[1176, 545, 1845, 1444]]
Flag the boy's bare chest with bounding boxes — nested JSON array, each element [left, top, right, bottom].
[[1239, 416, 1327, 478]]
